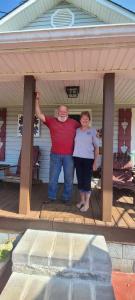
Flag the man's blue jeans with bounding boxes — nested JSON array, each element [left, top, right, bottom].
[[48, 153, 74, 202]]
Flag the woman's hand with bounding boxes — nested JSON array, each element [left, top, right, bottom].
[[93, 161, 97, 171]]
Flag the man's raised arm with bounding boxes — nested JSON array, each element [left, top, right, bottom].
[[35, 92, 46, 123]]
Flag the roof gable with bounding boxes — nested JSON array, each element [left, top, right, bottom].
[[23, 1, 104, 30], [0, 0, 135, 32]]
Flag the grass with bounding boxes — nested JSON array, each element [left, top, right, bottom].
[[0, 240, 13, 261]]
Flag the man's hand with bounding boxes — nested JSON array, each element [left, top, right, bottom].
[[35, 91, 45, 123], [34, 91, 40, 100]]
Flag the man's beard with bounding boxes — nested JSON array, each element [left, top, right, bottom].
[[57, 116, 68, 122]]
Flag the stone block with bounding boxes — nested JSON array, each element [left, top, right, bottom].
[[111, 258, 133, 273], [123, 244, 135, 260], [1, 272, 50, 300], [1, 272, 115, 300], [96, 284, 115, 300], [12, 230, 112, 282], [121, 259, 133, 273], [12, 229, 37, 265], [50, 232, 71, 268], [111, 258, 122, 272], [107, 243, 122, 259], [29, 231, 57, 266]]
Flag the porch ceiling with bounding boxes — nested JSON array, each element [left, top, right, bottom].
[[0, 25, 135, 106], [0, 75, 135, 106], [0, 34, 135, 79]]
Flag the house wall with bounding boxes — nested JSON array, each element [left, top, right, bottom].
[[4, 107, 52, 183], [0, 105, 120, 183]]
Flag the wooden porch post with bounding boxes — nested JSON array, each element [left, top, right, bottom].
[[19, 76, 35, 214], [101, 73, 115, 222]]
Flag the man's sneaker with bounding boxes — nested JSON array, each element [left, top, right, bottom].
[[62, 200, 72, 206], [43, 199, 50, 204], [47, 198, 56, 203]]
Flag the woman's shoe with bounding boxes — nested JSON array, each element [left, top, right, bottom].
[[76, 201, 84, 209], [80, 204, 89, 212]]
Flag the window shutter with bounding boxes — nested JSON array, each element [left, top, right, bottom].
[[118, 108, 132, 153], [125, 109, 132, 152], [0, 108, 7, 161]]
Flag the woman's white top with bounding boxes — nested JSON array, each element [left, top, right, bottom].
[[73, 127, 99, 159]]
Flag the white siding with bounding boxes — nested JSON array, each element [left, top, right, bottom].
[[0, 105, 131, 182], [3, 106, 52, 182]]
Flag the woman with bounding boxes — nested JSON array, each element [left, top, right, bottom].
[[73, 111, 99, 212]]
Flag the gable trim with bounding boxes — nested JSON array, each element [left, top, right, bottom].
[[0, 23, 135, 47]]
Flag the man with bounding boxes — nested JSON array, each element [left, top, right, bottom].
[[35, 92, 80, 204]]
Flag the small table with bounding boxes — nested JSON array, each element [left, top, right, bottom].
[[0, 164, 10, 177], [0, 164, 10, 170]]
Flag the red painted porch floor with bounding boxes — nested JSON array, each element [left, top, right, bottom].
[[112, 272, 135, 300]]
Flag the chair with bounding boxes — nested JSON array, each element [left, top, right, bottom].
[[3, 146, 40, 183], [113, 152, 135, 206]]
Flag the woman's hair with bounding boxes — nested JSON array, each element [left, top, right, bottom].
[[80, 111, 91, 121]]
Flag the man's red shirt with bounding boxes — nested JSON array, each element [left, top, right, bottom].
[[44, 116, 80, 155]]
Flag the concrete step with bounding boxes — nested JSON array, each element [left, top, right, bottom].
[[12, 229, 112, 282], [1, 272, 115, 300]]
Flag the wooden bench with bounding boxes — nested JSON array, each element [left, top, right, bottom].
[[113, 153, 135, 206], [2, 146, 40, 184]]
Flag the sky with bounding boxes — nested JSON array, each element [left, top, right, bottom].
[[0, 0, 27, 18], [0, 0, 135, 19], [110, 0, 135, 13]]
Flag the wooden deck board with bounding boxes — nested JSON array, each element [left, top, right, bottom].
[[0, 183, 135, 238], [113, 190, 135, 229]]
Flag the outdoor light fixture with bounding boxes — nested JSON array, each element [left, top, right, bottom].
[[65, 86, 80, 98]]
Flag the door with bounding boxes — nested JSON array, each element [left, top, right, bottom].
[[58, 109, 91, 183]]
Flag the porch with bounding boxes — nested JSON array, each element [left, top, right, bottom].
[[0, 24, 135, 223], [0, 183, 135, 243]]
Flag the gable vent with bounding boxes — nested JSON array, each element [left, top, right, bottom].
[[51, 9, 74, 28]]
